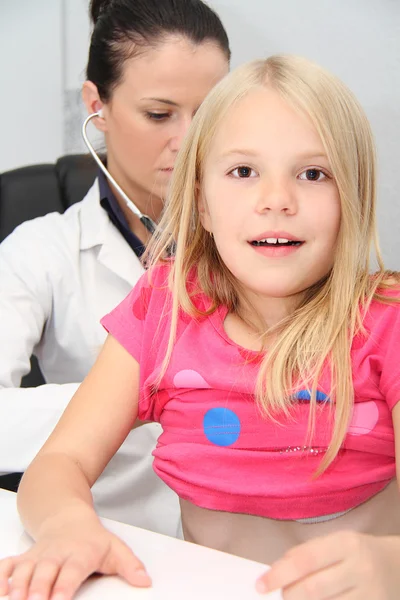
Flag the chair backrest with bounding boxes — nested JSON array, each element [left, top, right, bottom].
[[0, 154, 97, 243], [0, 154, 98, 387]]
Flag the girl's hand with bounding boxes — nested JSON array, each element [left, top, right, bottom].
[[255, 531, 400, 599], [0, 520, 151, 600]]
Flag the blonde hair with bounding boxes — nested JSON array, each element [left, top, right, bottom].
[[145, 54, 399, 475]]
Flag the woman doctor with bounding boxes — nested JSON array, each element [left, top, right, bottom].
[[0, 0, 230, 536]]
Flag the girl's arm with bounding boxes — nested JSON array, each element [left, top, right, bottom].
[[256, 402, 400, 598], [18, 334, 141, 536], [0, 334, 151, 600]]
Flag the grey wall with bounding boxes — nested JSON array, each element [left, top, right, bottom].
[[1, 0, 399, 266], [0, 0, 63, 171]]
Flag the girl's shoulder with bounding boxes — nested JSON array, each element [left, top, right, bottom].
[[373, 272, 400, 298], [359, 274, 400, 410], [145, 260, 173, 288], [128, 261, 173, 320], [144, 260, 211, 312], [359, 272, 400, 332], [368, 273, 400, 313]]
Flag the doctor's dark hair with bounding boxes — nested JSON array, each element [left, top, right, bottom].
[[87, 0, 231, 101]]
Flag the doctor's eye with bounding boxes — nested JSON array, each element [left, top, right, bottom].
[[145, 112, 171, 122]]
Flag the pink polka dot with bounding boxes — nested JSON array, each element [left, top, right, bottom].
[[132, 286, 152, 321], [347, 401, 379, 436], [173, 369, 211, 388]]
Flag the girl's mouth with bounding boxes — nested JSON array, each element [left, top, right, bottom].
[[250, 237, 303, 247]]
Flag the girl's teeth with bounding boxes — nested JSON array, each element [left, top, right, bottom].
[[252, 238, 302, 246]]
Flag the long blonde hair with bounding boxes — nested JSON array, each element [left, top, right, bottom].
[[145, 55, 399, 474]]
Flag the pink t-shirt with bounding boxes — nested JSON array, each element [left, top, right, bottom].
[[101, 264, 400, 520]]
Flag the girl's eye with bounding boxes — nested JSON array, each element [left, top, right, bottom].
[[299, 168, 327, 182], [230, 166, 257, 178], [146, 112, 170, 121]]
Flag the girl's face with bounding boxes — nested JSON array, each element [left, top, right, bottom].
[[95, 36, 228, 215], [198, 87, 341, 319]]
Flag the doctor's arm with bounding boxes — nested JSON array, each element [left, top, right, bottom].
[[0, 334, 151, 600], [0, 226, 80, 474]]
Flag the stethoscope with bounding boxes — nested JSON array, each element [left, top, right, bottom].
[[82, 111, 156, 234]]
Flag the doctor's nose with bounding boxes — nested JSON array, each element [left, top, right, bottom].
[[168, 116, 193, 153]]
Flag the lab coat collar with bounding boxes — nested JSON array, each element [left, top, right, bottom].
[[79, 180, 110, 250], [79, 180, 144, 286]]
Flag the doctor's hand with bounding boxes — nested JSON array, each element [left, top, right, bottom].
[[255, 530, 400, 599], [0, 516, 151, 600]]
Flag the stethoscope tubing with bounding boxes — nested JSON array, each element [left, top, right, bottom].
[[82, 112, 156, 234]]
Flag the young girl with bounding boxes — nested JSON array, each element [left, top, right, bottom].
[[1, 55, 400, 600]]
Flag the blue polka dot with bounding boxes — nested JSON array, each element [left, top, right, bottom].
[[295, 389, 329, 403], [203, 408, 241, 447]]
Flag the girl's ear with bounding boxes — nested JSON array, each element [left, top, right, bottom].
[[82, 81, 107, 133], [196, 183, 212, 233]]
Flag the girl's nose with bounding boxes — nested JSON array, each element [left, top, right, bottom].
[[255, 179, 297, 215]]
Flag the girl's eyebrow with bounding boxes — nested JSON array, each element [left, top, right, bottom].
[[295, 151, 329, 161], [215, 149, 329, 162], [217, 149, 260, 160]]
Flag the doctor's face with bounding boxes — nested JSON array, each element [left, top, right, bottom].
[[95, 36, 228, 219]]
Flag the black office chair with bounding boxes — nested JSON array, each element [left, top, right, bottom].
[[0, 154, 97, 243], [0, 154, 97, 491]]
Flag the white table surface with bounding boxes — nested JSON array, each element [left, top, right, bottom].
[[0, 489, 282, 599]]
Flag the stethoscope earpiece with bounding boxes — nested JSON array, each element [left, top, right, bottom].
[[81, 112, 156, 234]]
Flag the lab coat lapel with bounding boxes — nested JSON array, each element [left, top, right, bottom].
[[79, 181, 145, 287], [97, 219, 144, 286]]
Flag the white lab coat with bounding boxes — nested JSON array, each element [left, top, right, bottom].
[[0, 180, 180, 537]]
